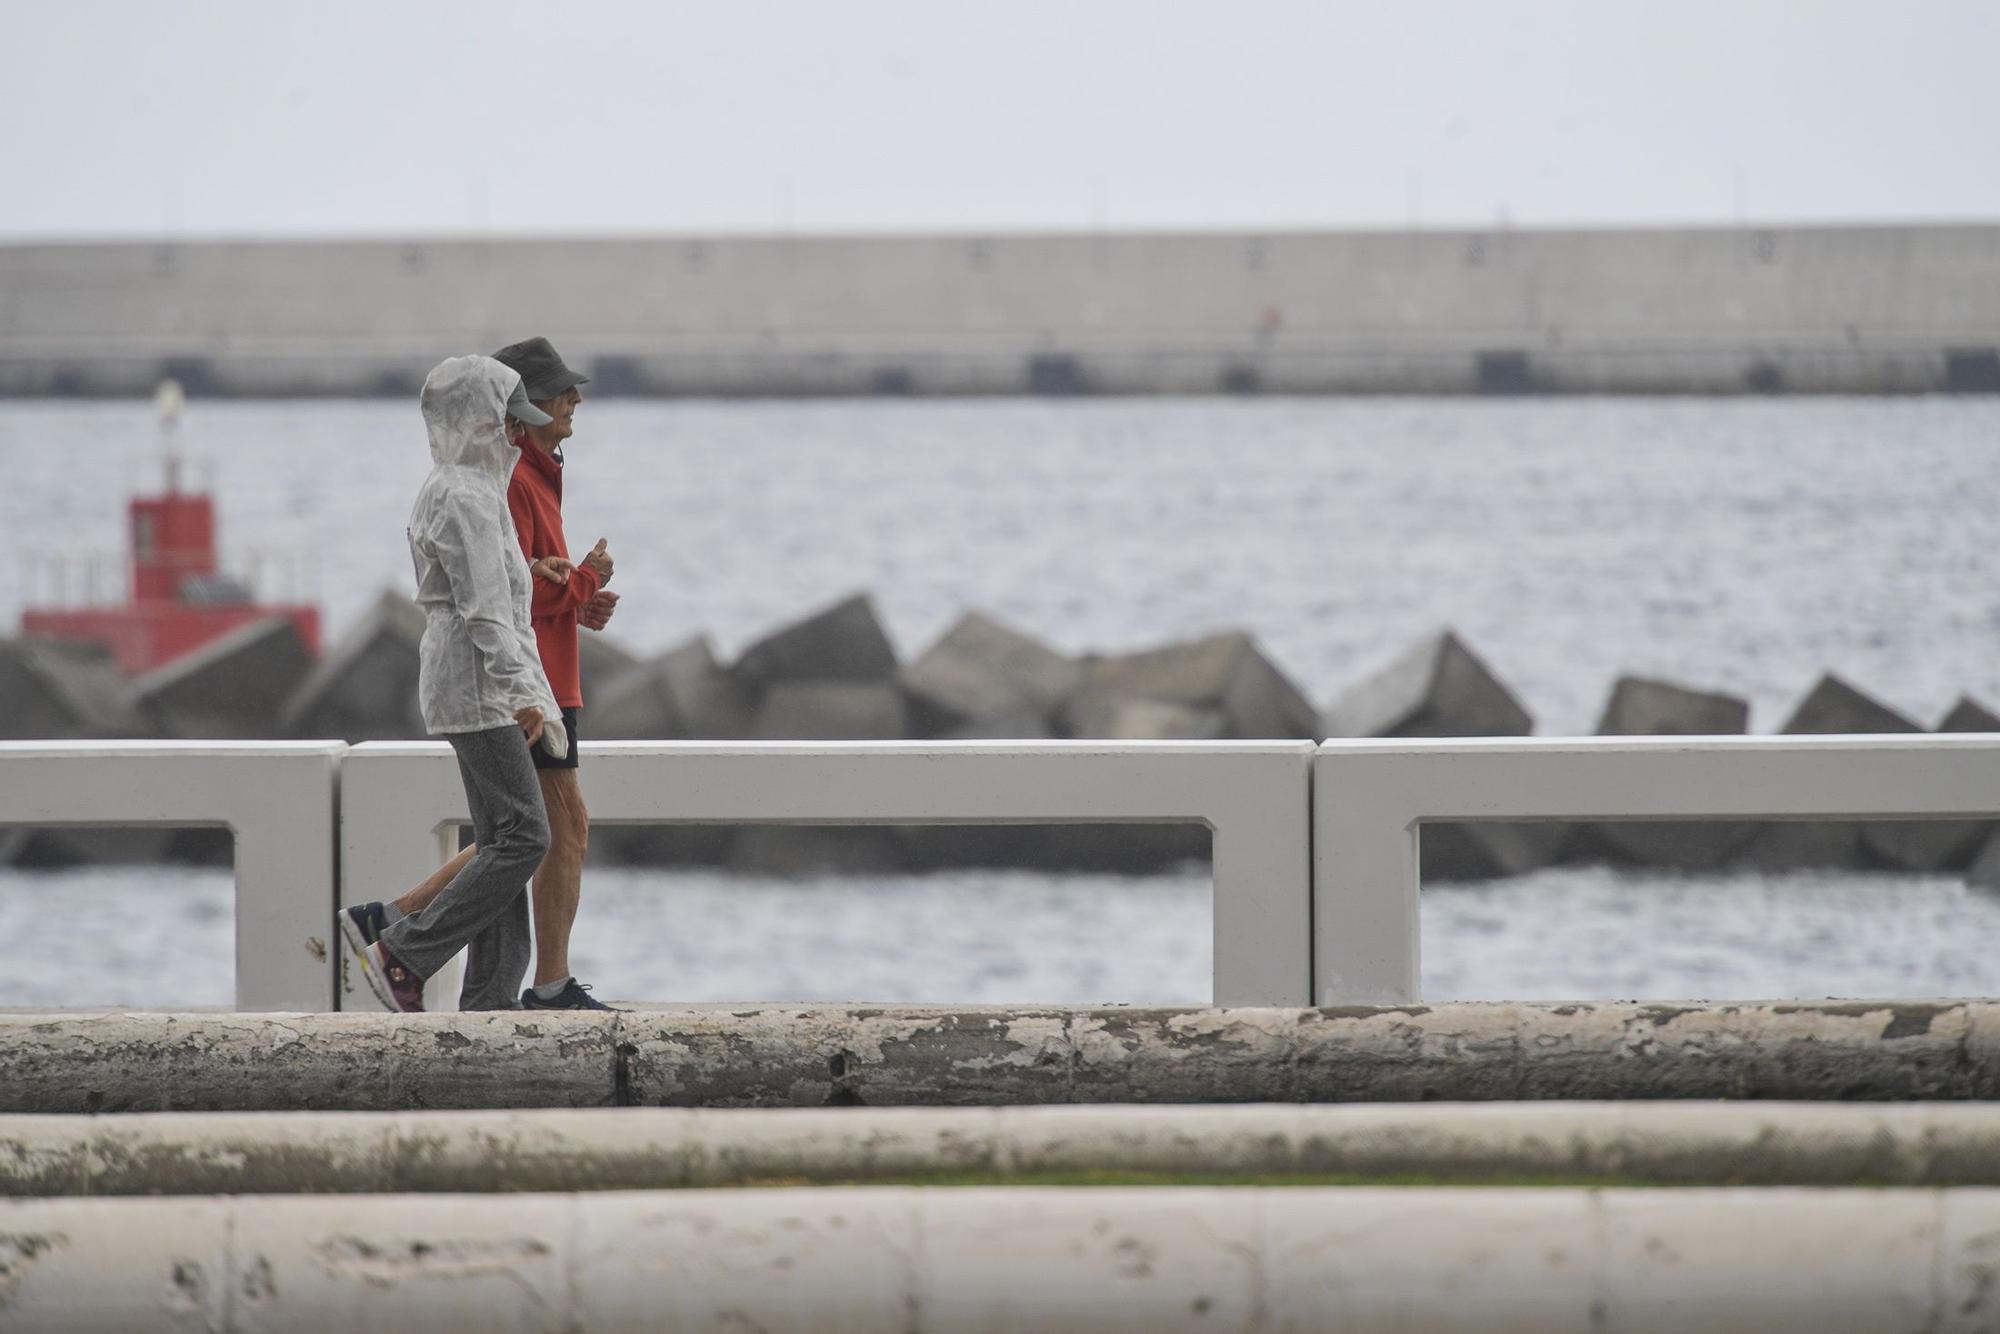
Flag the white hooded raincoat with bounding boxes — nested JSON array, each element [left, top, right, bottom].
[[408, 356, 568, 759]]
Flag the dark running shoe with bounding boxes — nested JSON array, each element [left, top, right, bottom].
[[361, 940, 426, 1013], [520, 979, 619, 1011], [337, 901, 387, 956]]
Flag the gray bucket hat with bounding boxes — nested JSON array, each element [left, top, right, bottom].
[[493, 336, 591, 403]]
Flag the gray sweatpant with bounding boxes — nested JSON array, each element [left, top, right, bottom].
[[380, 724, 550, 1011]]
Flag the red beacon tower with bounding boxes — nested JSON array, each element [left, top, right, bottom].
[[20, 384, 321, 675]]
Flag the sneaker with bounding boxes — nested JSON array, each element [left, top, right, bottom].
[[336, 902, 387, 957], [520, 979, 619, 1011], [360, 940, 426, 1013]]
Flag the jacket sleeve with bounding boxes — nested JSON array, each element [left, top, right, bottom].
[[433, 490, 557, 714], [508, 476, 603, 617]]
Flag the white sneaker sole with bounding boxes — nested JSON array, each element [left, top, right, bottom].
[[336, 909, 396, 1012]]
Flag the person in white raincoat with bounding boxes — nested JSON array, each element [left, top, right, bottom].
[[344, 354, 568, 1012]]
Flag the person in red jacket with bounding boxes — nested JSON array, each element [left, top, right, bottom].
[[354, 337, 621, 1011]]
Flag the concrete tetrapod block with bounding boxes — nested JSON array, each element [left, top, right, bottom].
[[0, 637, 151, 739], [729, 590, 899, 689], [1320, 628, 1532, 739], [1322, 630, 1562, 880], [575, 628, 641, 704], [279, 588, 428, 741], [1064, 630, 1317, 740], [1583, 675, 1759, 870], [1735, 674, 1919, 871], [128, 615, 315, 739], [588, 634, 755, 740], [899, 610, 1081, 733], [1865, 694, 2000, 872]]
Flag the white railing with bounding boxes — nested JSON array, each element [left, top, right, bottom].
[[0, 741, 344, 1011], [8, 735, 1998, 1012], [1313, 734, 2000, 1005], [341, 740, 1314, 1011]]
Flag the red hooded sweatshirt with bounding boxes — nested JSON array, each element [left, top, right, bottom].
[[507, 439, 601, 708]]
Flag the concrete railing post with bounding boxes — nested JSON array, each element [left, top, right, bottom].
[[0, 741, 345, 1011], [340, 740, 1314, 1009], [1313, 734, 2000, 1006]]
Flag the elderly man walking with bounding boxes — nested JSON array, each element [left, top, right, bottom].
[[341, 337, 621, 1011]]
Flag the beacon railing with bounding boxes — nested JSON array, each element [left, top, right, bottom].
[[339, 740, 1315, 1011]]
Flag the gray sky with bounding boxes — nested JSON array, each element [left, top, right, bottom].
[[14, 0, 2000, 240]]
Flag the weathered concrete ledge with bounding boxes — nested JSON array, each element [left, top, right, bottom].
[[11, 1102, 2000, 1197], [1, 1000, 1994, 1113], [7, 1187, 2000, 1331]]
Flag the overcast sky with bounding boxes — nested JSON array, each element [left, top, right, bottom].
[[14, 0, 2000, 240]]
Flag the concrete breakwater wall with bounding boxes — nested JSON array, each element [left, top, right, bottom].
[[2, 1001, 1994, 1113], [8, 590, 2000, 882], [12, 1102, 2000, 1196], [4, 223, 1999, 396]]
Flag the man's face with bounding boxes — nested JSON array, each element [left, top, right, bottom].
[[527, 385, 582, 447]]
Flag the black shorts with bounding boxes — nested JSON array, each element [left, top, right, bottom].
[[532, 707, 581, 772]]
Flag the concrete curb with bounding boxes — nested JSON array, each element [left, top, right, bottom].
[[1, 1000, 1994, 1112], [10, 1102, 2000, 1197], [7, 1186, 2000, 1331]]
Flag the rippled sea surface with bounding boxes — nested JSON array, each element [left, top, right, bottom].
[[3, 395, 1999, 1007]]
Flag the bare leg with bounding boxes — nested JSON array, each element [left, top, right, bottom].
[[393, 843, 476, 917], [532, 768, 588, 986]]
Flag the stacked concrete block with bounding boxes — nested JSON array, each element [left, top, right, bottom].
[[128, 616, 315, 739], [1319, 629, 1531, 740], [0, 638, 150, 740], [1867, 696, 2000, 873], [1736, 674, 1919, 872], [589, 636, 755, 741], [279, 589, 428, 741], [1583, 676, 1758, 870], [576, 631, 641, 706], [899, 612, 1080, 735], [1065, 631, 1317, 741], [730, 592, 899, 690], [1322, 630, 1560, 881]]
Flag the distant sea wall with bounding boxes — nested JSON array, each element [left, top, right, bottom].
[[3, 223, 1998, 396]]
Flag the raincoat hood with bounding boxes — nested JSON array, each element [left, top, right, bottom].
[[420, 355, 525, 482]]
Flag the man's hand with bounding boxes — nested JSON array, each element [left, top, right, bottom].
[[514, 705, 545, 746], [581, 538, 613, 585], [529, 556, 573, 585], [579, 588, 620, 631]]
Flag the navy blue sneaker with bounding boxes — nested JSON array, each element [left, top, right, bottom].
[[520, 979, 619, 1011]]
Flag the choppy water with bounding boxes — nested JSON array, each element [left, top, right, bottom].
[[3, 395, 2000, 1006]]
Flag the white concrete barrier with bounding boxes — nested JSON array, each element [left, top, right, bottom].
[[7, 1186, 1998, 1330], [0, 741, 344, 1011], [340, 740, 1314, 1010], [1314, 734, 2000, 1004]]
